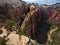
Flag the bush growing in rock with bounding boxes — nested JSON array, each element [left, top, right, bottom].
[[18, 26, 25, 35], [4, 19, 15, 30], [0, 37, 7, 45]]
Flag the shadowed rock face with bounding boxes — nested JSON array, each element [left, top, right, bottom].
[[21, 8, 51, 44], [41, 7, 60, 24], [35, 21, 51, 44], [21, 4, 60, 44]]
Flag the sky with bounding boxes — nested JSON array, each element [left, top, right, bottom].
[[22, 0, 60, 5]]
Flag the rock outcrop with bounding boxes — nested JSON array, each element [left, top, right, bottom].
[[21, 3, 60, 44], [6, 31, 20, 45], [21, 7, 42, 42], [0, 27, 34, 45]]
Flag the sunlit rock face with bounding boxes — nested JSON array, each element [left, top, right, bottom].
[[6, 34, 34, 45], [29, 5, 36, 11], [21, 7, 41, 39], [0, 27, 7, 37], [19, 35, 29, 45], [0, 27, 32, 45], [6, 31, 20, 45]]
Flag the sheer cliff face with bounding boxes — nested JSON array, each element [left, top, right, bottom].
[[21, 8, 41, 39], [21, 6, 51, 44], [21, 4, 60, 44]]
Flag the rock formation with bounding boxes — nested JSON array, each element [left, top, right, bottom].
[[21, 7, 41, 39], [0, 27, 34, 45]]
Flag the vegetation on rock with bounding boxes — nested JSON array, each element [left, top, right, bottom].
[[4, 19, 15, 30], [18, 26, 25, 35]]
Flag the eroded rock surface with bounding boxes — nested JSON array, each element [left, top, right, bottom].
[[21, 8, 41, 39]]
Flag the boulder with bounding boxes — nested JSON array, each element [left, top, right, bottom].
[[6, 31, 20, 45]]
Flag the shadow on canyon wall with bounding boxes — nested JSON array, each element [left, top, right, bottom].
[[35, 10, 51, 43], [35, 21, 51, 44]]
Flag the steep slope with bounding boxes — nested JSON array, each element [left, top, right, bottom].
[[0, 0, 29, 27]]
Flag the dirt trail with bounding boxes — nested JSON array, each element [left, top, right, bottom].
[[47, 26, 58, 42]]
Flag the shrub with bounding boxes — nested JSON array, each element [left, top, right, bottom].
[[49, 24, 57, 29], [0, 37, 7, 45], [48, 41, 55, 45], [4, 19, 15, 30], [18, 26, 25, 35]]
